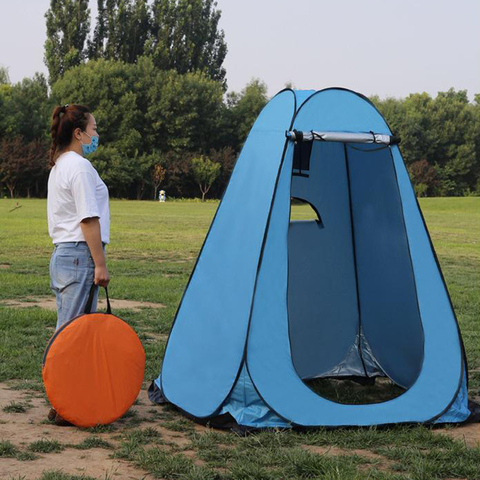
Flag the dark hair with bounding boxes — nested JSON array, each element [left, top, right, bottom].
[[49, 104, 91, 166]]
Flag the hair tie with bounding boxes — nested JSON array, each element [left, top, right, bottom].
[[60, 104, 69, 114]]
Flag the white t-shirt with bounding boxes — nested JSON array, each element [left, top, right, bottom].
[[47, 151, 110, 244]]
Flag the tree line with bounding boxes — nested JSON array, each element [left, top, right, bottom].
[[0, 0, 479, 200]]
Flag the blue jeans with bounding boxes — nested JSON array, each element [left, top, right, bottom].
[[50, 242, 99, 331]]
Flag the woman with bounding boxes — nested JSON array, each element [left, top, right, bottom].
[[47, 104, 110, 425]]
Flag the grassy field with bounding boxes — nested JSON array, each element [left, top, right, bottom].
[[0, 197, 479, 480]]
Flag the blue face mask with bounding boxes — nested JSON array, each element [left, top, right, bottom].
[[81, 131, 99, 156]]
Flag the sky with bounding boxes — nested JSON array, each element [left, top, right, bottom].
[[0, 0, 478, 100]]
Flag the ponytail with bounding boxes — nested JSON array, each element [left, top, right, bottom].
[[49, 104, 91, 167]]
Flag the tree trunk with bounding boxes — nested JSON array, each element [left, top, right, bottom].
[[8, 185, 14, 199], [153, 183, 160, 200], [136, 182, 144, 200]]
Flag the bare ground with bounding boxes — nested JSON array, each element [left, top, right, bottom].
[[0, 382, 210, 480], [302, 444, 397, 471], [433, 423, 480, 448], [0, 384, 154, 479], [1, 380, 479, 480], [0, 296, 165, 312]]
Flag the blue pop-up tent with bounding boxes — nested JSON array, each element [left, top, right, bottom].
[[149, 88, 473, 428]]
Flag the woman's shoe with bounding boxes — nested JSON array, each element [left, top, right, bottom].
[[54, 412, 73, 427], [48, 408, 57, 421]]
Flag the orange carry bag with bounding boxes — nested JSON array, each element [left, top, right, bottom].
[[43, 285, 145, 427]]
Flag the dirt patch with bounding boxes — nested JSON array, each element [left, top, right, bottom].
[[0, 383, 159, 479], [0, 264, 10, 269], [302, 444, 395, 471], [0, 382, 216, 480], [0, 296, 165, 312], [182, 449, 207, 467], [0, 448, 152, 480], [433, 423, 480, 448]]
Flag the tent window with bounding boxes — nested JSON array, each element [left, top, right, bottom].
[[293, 141, 313, 177], [290, 198, 324, 227]]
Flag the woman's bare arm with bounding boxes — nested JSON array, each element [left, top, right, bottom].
[[80, 217, 110, 287]]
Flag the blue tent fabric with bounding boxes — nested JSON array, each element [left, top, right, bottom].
[[150, 88, 471, 428], [218, 364, 291, 428], [160, 90, 297, 418], [434, 369, 470, 423]]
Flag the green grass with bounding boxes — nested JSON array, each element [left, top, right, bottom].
[[0, 440, 40, 462], [70, 436, 114, 450], [36, 472, 99, 480], [0, 439, 19, 457], [28, 438, 65, 453], [0, 197, 479, 480], [2, 400, 32, 413]]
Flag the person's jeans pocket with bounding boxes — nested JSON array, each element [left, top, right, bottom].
[[52, 254, 78, 291]]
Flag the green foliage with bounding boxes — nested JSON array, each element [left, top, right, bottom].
[[152, 163, 167, 199], [373, 89, 480, 196], [88, 0, 151, 64], [0, 136, 49, 198], [1, 59, 479, 199], [0, 66, 10, 84], [191, 155, 221, 201], [219, 78, 269, 152], [49, 57, 225, 198], [147, 0, 227, 86], [0, 73, 50, 142], [44, 0, 91, 85], [46, 0, 226, 87], [0, 73, 50, 199]]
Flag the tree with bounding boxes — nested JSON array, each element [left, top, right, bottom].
[[0, 137, 48, 198], [207, 146, 236, 198], [88, 0, 151, 64], [44, 0, 91, 85], [160, 151, 197, 197], [408, 159, 438, 197], [152, 163, 166, 199], [4, 74, 50, 142], [51, 57, 225, 198], [148, 0, 227, 86], [218, 78, 268, 152], [191, 155, 220, 201], [0, 66, 10, 85], [87, 0, 228, 86], [144, 68, 224, 153], [429, 89, 477, 195], [0, 137, 24, 198], [375, 89, 480, 196], [90, 145, 139, 198]]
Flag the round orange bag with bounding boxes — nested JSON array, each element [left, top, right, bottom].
[[43, 286, 145, 427]]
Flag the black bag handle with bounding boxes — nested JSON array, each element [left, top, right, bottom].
[[84, 283, 112, 315]]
